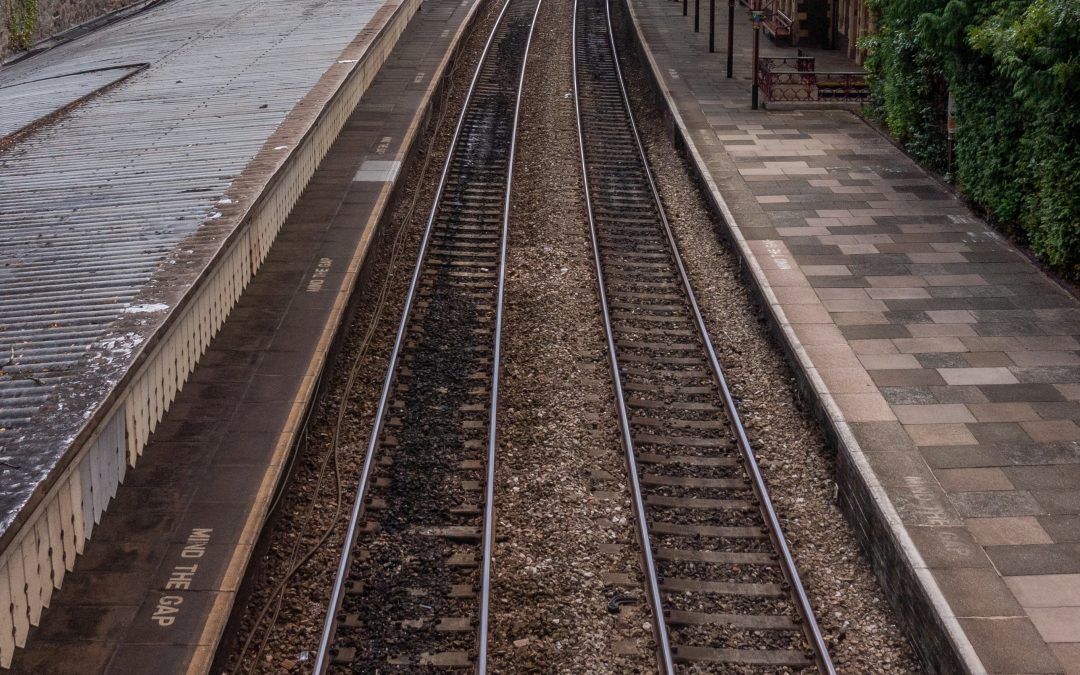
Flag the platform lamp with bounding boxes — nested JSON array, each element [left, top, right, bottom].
[[726, 0, 735, 77], [750, 1, 764, 109], [709, 0, 716, 52]]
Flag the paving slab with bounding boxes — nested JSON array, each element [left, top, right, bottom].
[[620, 0, 1080, 672], [0, 0, 483, 668]]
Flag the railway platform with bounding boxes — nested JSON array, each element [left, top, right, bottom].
[[0, 0, 482, 669], [621, 0, 1080, 672]]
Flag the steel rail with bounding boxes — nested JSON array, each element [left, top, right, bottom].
[[579, 0, 838, 670], [571, 1, 676, 672], [478, 0, 544, 670], [312, 0, 519, 669]]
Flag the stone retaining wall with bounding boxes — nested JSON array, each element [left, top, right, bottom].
[[2, 0, 140, 60]]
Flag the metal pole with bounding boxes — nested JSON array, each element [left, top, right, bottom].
[[726, 0, 734, 77], [946, 90, 956, 175], [709, 0, 715, 52], [695, 0, 700, 31], [751, 13, 761, 109], [946, 126, 954, 174]]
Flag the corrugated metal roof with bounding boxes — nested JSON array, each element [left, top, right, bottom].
[[0, 66, 142, 139], [0, 0, 395, 530]]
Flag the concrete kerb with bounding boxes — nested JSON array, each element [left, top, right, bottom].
[[611, 0, 986, 672]]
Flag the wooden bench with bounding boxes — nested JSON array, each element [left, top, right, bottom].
[[816, 75, 870, 100], [763, 11, 792, 42]]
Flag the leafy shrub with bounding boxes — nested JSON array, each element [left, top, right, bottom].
[[864, 0, 1080, 280]]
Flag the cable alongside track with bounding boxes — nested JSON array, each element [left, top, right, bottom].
[[313, 0, 541, 668], [573, 0, 836, 671]]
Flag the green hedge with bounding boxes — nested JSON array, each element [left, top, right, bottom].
[[861, 0, 1080, 280]]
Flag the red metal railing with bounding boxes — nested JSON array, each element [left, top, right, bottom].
[[758, 56, 869, 103]]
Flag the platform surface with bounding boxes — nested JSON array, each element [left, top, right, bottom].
[[626, 1, 1080, 673], [6, 0, 481, 669], [0, 0, 408, 533]]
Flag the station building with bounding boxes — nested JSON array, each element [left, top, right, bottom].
[[758, 0, 872, 63]]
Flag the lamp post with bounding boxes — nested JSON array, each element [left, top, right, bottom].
[[946, 90, 956, 176], [751, 5, 763, 109], [709, 0, 716, 52], [726, 0, 734, 77]]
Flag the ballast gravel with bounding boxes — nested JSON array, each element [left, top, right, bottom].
[[485, 0, 656, 668]]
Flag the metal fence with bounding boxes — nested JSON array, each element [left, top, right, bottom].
[[758, 56, 869, 103]]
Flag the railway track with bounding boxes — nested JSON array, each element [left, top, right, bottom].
[[572, 0, 836, 671], [313, 0, 540, 669]]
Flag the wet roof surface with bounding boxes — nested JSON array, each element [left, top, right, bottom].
[[0, 0, 389, 532], [0, 66, 142, 138]]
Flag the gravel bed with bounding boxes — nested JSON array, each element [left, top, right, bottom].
[[223, 2, 505, 670], [225, 0, 923, 670], [611, 10, 923, 672], [483, 0, 658, 668]]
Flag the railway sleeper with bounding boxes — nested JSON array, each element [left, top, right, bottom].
[[640, 463, 743, 482], [641, 474, 747, 490], [387, 651, 472, 667], [627, 400, 722, 413], [633, 436, 736, 452], [630, 417, 729, 430], [670, 644, 811, 668], [601, 251, 672, 261], [616, 339, 698, 350], [610, 311, 692, 323], [621, 378, 712, 391], [661, 577, 784, 597], [645, 475, 753, 499], [649, 521, 764, 539], [645, 494, 752, 511], [646, 505, 760, 527], [655, 547, 775, 566], [658, 561, 784, 589], [667, 609, 798, 631], [606, 278, 682, 290]]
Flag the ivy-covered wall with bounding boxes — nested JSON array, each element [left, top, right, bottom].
[[861, 0, 1080, 281], [2, 0, 138, 61], [5, 0, 38, 52]]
